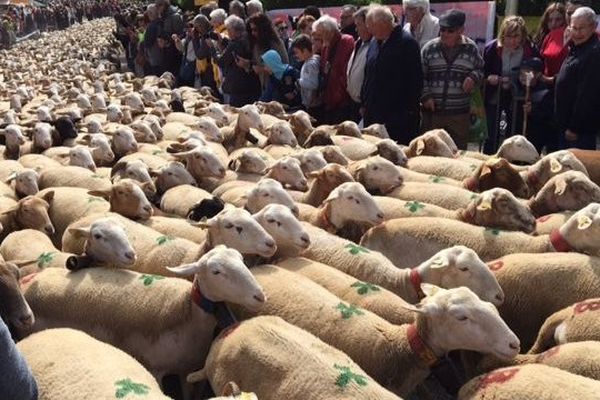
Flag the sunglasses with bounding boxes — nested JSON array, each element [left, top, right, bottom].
[[440, 27, 457, 33]]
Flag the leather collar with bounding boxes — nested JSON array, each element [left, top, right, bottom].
[[463, 176, 478, 191], [191, 279, 237, 329], [407, 324, 439, 368], [410, 268, 425, 299], [549, 229, 572, 252]]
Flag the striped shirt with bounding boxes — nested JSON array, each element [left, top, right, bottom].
[[421, 36, 484, 114]]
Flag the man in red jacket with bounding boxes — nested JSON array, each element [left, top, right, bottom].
[[312, 15, 355, 124]]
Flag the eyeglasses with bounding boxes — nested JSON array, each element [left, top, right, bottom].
[[440, 27, 457, 33]]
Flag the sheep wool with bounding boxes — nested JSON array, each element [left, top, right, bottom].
[[407, 155, 481, 181], [193, 316, 400, 400], [39, 166, 112, 191], [17, 328, 170, 400], [387, 182, 476, 210], [459, 364, 600, 400], [0, 229, 73, 269], [535, 211, 574, 235], [140, 216, 207, 244], [160, 185, 213, 218]]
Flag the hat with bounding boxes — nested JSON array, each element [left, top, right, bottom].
[[439, 9, 466, 29], [520, 57, 543, 72]]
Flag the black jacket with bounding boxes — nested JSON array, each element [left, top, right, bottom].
[[362, 25, 423, 141], [555, 34, 600, 135], [213, 37, 261, 97]]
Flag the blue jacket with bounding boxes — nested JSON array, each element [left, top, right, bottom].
[[0, 318, 38, 400]]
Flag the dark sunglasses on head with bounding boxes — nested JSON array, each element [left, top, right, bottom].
[[440, 27, 457, 33]]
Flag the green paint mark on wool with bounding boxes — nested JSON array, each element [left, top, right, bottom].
[[428, 175, 446, 184], [37, 252, 55, 268], [91, 174, 103, 179], [114, 378, 150, 398], [351, 281, 380, 295], [470, 164, 478, 171], [336, 303, 364, 319], [344, 243, 370, 255], [152, 150, 164, 155], [87, 196, 105, 203], [470, 193, 479, 200], [405, 201, 425, 213], [140, 274, 165, 286], [484, 227, 501, 236], [156, 235, 175, 245], [334, 365, 368, 388]]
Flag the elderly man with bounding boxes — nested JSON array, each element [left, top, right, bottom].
[[555, 7, 600, 150], [346, 7, 372, 122], [362, 5, 423, 144], [312, 15, 355, 124], [246, 0, 263, 17], [209, 8, 228, 36], [420, 9, 483, 149], [402, 0, 439, 48], [340, 5, 358, 40]]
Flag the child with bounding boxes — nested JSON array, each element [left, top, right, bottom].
[[260, 49, 301, 109], [290, 34, 322, 117]]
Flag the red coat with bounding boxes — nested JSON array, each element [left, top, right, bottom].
[[320, 33, 355, 111], [541, 27, 569, 77]]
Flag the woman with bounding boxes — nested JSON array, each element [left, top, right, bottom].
[[483, 16, 539, 154], [211, 15, 261, 106], [173, 21, 199, 87], [241, 13, 289, 90], [534, 3, 568, 81], [259, 49, 301, 108]]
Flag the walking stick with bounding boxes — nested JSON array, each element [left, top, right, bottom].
[[522, 71, 534, 138]]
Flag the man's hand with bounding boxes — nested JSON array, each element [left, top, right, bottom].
[[487, 74, 499, 86], [423, 98, 435, 112], [565, 129, 578, 141], [235, 55, 250, 69], [523, 101, 532, 114], [463, 76, 475, 94]]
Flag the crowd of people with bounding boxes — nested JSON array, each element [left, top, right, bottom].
[[116, 0, 600, 152], [0, 0, 126, 49]]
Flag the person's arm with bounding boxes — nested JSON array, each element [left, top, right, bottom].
[[298, 57, 320, 91], [420, 43, 433, 102], [468, 42, 485, 84], [0, 319, 38, 400], [567, 49, 600, 135], [404, 36, 424, 110]]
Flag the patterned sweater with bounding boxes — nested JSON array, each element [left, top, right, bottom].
[[421, 36, 484, 115]]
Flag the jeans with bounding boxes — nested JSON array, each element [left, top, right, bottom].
[[0, 318, 38, 400]]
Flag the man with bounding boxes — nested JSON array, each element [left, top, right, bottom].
[[245, 0, 263, 17], [312, 15, 355, 124], [346, 7, 372, 122], [339, 5, 358, 40], [402, 0, 439, 48], [362, 5, 423, 144], [555, 7, 600, 150], [566, 0, 591, 25], [142, 4, 163, 76], [420, 9, 483, 150], [155, 0, 183, 37]]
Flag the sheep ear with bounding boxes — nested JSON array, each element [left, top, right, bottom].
[[68, 226, 91, 239], [554, 178, 567, 196], [87, 189, 111, 200], [476, 192, 493, 211], [324, 186, 342, 203], [306, 170, 321, 179], [577, 214, 593, 230], [186, 368, 207, 384], [480, 165, 492, 178], [41, 190, 54, 203], [416, 139, 425, 155], [189, 217, 216, 229], [429, 254, 450, 269], [222, 382, 241, 397], [4, 172, 17, 183], [550, 158, 563, 173], [166, 262, 200, 276], [421, 283, 443, 297], [399, 302, 425, 314], [1, 204, 18, 215]]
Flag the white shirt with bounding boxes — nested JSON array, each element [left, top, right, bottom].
[[404, 12, 440, 49], [181, 38, 196, 62], [346, 39, 370, 103]]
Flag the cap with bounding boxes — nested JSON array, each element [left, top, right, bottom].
[[520, 57, 543, 72], [439, 9, 466, 29]]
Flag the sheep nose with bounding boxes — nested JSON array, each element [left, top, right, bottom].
[[291, 206, 299, 217], [376, 212, 384, 220], [125, 251, 136, 261], [509, 340, 520, 351], [19, 314, 34, 327], [265, 239, 276, 248], [253, 293, 265, 303], [301, 234, 310, 246], [44, 225, 55, 235], [495, 292, 505, 303], [143, 205, 153, 214], [219, 167, 226, 175]]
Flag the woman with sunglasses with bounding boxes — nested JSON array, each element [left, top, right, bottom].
[[482, 16, 539, 154]]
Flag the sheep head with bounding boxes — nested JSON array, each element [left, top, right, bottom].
[[559, 203, 600, 256], [496, 135, 539, 165], [465, 157, 531, 199], [349, 156, 403, 195], [530, 171, 600, 217]]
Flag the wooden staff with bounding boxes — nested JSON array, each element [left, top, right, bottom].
[[522, 71, 534, 137]]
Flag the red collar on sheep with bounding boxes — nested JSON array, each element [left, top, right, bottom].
[[319, 203, 338, 233], [191, 279, 238, 329], [407, 324, 439, 368], [410, 269, 425, 299], [463, 176, 478, 192], [549, 229, 572, 252]]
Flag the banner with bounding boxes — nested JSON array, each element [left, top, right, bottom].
[[267, 1, 496, 44]]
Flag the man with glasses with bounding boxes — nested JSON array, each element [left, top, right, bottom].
[[555, 6, 600, 150], [420, 9, 483, 149]]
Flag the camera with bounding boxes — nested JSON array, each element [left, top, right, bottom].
[[208, 31, 220, 41]]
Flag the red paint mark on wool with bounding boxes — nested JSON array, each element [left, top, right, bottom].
[[574, 299, 600, 314], [536, 215, 552, 223], [487, 260, 504, 272], [478, 367, 520, 390], [19, 273, 39, 288]]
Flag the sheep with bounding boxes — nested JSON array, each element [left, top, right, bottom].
[[285, 110, 315, 145], [255, 100, 288, 118], [110, 127, 139, 158], [259, 120, 298, 147], [87, 179, 154, 221], [0, 259, 35, 331], [361, 123, 390, 139], [522, 150, 588, 193], [18, 153, 62, 171], [63, 207, 277, 275], [252, 204, 310, 259], [405, 130, 455, 158], [139, 216, 208, 244], [220, 105, 265, 152], [347, 156, 404, 194], [493, 135, 539, 164], [489, 251, 600, 351], [0, 124, 26, 159], [458, 364, 600, 400], [5, 168, 39, 197], [161, 184, 213, 218], [534, 211, 575, 235], [1, 229, 73, 270], [17, 328, 171, 400], [527, 171, 600, 217], [374, 139, 407, 166], [187, 316, 400, 400], [290, 148, 327, 174], [47, 116, 79, 145], [232, 279, 518, 397], [195, 103, 231, 126], [38, 166, 111, 192], [529, 299, 600, 354], [78, 133, 115, 166], [206, 382, 258, 400], [330, 135, 378, 161], [360, 203, 600, 269], [463, 157, 531, 198], [300, 163, 355, 207], [568, 148, 600, 187], [407, 155, 480, 181], [67, 145, 97, 171], [215, 178, 298, 216], [0, 192, 55, 240], [171, 145, 227, 181], [228, 148, 273, 174], [19, 246, 265, 390], [30, 122, 54, 152]]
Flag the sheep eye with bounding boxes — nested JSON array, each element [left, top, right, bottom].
[[212, 270, 221, 275], [224, 223, 234, 229], [93, 233, 102, 240], [347, 196, 353, 200], [355, 199, 360, 205], [282, 166, 288, 170], [373, 166, 379, 170], [266, 218, 275, 223], [456, 315, 469, 321], [263, 192, 270, 197], [459, 266, 469, 272], [167, 172, 173, 176]]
